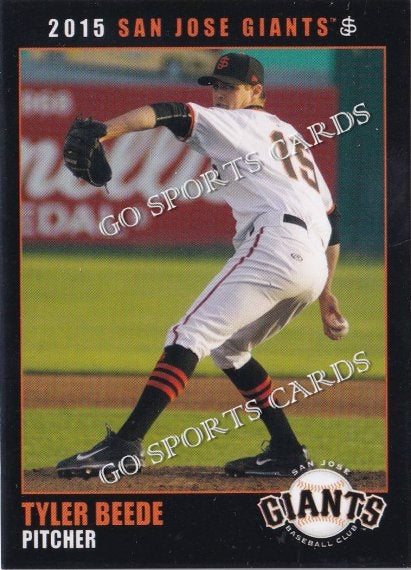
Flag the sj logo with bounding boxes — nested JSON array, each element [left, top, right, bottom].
[[217, 56, 230, 70]]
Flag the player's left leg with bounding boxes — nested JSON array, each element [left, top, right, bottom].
[[226, 357, 305, 449], [211, 297, 312, 476]]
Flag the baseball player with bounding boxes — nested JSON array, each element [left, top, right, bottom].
[[58, 53, 347, 479]]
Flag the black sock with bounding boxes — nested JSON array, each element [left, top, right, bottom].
[[223, 358, 301, 454], [117, 345, 198, 441]]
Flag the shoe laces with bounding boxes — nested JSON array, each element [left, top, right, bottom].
[[104, 423, 114, 437], [259, 440, 272, 457], [78, 429, 113, 456], [92, 423, 115, 447], [259, 439, 299, 460]]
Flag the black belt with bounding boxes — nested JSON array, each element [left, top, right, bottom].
[[283, 214, 307, 230]]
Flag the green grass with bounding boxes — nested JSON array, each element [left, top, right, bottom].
[[21, 252, 384, 378], [24, 407, 385, 472]]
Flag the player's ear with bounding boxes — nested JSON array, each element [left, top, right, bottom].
[[251, 83, 263, 101]]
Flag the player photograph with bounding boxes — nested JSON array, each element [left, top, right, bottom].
[[21, 46, 385, 493]]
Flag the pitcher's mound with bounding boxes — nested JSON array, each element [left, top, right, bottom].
[[24, 466, 386, 493]]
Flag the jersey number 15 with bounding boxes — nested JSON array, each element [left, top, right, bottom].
[[270, 130, 319, 192]]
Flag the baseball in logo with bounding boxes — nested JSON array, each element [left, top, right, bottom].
[[258, 467, 386, 547], [216, 55, 230, 69]]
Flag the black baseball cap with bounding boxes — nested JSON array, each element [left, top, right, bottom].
[[198, 53, 264, 86]]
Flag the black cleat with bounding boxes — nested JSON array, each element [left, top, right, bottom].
[[224, 441, 312, 477], [57, 425, 144, 480]]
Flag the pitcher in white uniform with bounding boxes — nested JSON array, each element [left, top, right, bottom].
[[58, 53, 347, 479]]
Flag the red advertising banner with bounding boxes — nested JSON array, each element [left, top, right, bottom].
[[21, 83, 337, 245]]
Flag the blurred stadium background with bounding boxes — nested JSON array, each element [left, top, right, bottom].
[[21, 48, 384, 377]]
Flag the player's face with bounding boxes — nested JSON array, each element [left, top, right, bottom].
[[211, 81, 255, 110]]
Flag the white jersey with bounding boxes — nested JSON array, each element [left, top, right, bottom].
[[186, 102, 333, 248]]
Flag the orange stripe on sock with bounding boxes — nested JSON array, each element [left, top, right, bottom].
[[151, 370, 185, 393], [146, 379, 177, 401], [240, 376, 271, 397], [156, 362, 188, 385], [259, 400, 272, 409], [253, 385, 273, 405]]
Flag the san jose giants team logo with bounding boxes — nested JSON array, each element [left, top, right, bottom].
[[258, 468, 386, 547], [216, 55, 230, 69]]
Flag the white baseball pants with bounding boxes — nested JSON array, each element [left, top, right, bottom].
[[164, 223, 328, 369]]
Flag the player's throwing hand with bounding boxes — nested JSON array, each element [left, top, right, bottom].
[[319, 291, 349, 340]]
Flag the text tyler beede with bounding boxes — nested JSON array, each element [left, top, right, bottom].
[[21, 501, 164, 549]]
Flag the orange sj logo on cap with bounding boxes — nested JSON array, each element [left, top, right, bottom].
[[216, 55, 230, 70]]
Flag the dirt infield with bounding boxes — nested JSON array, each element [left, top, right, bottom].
[[23, 374, 385, 416], [25, 466, 386, 494], [23, 374, 386, 493]]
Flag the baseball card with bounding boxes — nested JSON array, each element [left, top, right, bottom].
[[1, 0, 409, 567]]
